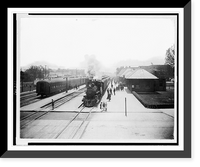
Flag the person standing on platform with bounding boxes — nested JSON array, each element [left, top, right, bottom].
[[107, 88, 109, 96], [113, 87, 116, 95], [101, 101, 107, 112], [107, 91, 109, 100], [100, 102, 103, 110], [102, 102, 104, 111], [107, 92, 111, 101], [104, 102, 107, 111], [110, 88, 112, 95], [52, 99, 54, 110]]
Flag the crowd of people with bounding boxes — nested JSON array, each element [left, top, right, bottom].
[[100, 80, 125, 112]]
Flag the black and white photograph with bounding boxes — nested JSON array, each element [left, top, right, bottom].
[[18, 13, 177, 142], [4, 4, 192, 159]]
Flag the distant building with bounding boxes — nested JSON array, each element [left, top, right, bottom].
[[139, 65, 174, 81], [49, 69, 86, 78], [48, 73, 58, 79]]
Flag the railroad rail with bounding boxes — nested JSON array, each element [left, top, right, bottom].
[[20, 88, 86, 128], [20, 96, 41, 107], [20, 91, 39, 107], [20, 90, 36, 97], [55, 107, 94, 139]]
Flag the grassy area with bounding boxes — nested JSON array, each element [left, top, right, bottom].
[[133, 90, 174, 109]]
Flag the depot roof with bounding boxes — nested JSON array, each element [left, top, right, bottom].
[[117, 68, 128, 77], [121, 68, 132, 77], [125, 68, 158, 79]]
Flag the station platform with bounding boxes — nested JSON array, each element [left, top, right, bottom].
[[101, 87, 147, 113], [77, 83, 175, 140], [100, 86, 174, 117]]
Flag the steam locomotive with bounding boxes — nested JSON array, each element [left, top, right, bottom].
[[82, 76, 110, 107]]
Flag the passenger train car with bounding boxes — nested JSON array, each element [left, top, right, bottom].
[[36, 77, 88, 97]]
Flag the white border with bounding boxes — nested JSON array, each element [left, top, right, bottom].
[[7, 8, 184, 151]]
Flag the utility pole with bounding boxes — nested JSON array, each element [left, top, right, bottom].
[[39, 65, 44, 80], [66, 77, 68, 93], [45, 65, 46, 79], [125, 97, 127, 117]]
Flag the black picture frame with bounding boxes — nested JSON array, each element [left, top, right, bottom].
[[0, 1, 194, 159]]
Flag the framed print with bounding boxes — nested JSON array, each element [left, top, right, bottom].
[[2, 1, 191, 158]]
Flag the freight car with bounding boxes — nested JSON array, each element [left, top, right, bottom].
[[82, 76, 110, 107], [36, 77, 88, 97], [20, 82, 35, 93]]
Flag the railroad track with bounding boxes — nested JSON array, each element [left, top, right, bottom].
[[20, 91, 37, 98], [21, 105, 94, 139], [55, 107, 94, 139], [20, 91, 40, 107], [20, 96, 41, 107], [20, 88, 86, 128]]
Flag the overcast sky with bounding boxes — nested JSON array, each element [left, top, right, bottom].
[[19, 15, 176, 72]]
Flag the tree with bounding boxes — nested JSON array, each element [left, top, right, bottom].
[[22, 66, 44, 81], [20, 71, 30, 82], [20, 69, 25, 81], [165, 45, 175, 68]]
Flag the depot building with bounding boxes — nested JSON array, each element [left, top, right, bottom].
[[117, 67, 166, 92]]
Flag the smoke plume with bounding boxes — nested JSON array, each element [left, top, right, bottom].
[[80, 54, 103, 79]]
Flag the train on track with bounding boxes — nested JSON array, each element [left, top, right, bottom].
[[21, 82, 35, 93], [82, 76, 110, 107], [36, 77, 89, 97]]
